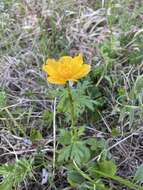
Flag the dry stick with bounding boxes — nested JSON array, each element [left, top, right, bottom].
[[92, 127, 143, 162], [1, 135, 18, 161], [102, 0, 105, 8], [53, 98, 57, 177], [0, 147, 53, 157], [0, 103, 21, 111], [97, 110, 112, 133]]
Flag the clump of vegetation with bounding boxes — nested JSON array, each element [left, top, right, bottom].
[[0, 0, 143, 190]]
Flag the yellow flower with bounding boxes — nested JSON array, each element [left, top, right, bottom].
[[43, 54, 91, 84]]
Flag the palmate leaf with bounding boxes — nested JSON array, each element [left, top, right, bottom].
[[72, 82, 100, 111], [92, 160, 143, 190], [58, 145, 72, 162], [67, 170, 85, 187], [97, 160, 117, 176], [76, 81, 91, 94], [58, 141, 90, 164], [86, 138, 107, 151], [57, 89, 69, 113], [74, 95, 98, 111], [88, 160, 117, 179], [58, 129, 72, 145], [70, 141, 90, 164], [57, 81, 100, 117]]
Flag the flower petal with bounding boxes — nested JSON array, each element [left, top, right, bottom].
[[43, 59, 59, 76], [43, 54, 90, 85], [71, 54, 83, 75], [73, 64, 91, 79], [72, 54, 83, 66], [47, 76, 66, 84], [59, 56, 73, 64], [58, 56, 73, 79]]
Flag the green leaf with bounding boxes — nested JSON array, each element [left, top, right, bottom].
[[57, 141, 90, 164], [72, 142, 90, 164], [67, 170, 85, 187], [57, 145, 71, 162], [0, 181, 12, 190], [30, 128, 43, 143], [134, 164, 143, 181], [92, 65, 104, 78], [0, 159, 33, 190], [97, 160, 117, 176], [42, 110, 53, 125], [75, 95, 96, 111], [94, 169, 143, 190], [95, 181, 108, 190], [86, 138, 107, 152], [57, 90, 70, 113], [111, 128, 121, 137], [58, 129, 72, 145], [73, 160, 109, 190], [77, 126, 85, 137]]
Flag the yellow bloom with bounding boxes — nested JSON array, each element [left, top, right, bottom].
[[43, 54, 91, 84]]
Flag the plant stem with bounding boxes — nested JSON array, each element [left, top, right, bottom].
[[66, 82, 76, 130], [94, 170, 143, 190], [73, 160, 143, 190]]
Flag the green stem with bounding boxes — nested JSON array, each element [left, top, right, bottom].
[[94, 170, 143, 190], [73, 160, 143, 190], [66, 82, 76, 130]]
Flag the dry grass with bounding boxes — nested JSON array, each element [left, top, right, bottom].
[[0, 0, 143, 189]]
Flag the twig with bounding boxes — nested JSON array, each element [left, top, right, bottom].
[[92, 127, 143, 161], [52, 98, 57, 177], [0, 147, 53, 157]]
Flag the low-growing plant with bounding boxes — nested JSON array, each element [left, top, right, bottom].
[[1, 1, 143, 189], [42, 53, 143, 190], [0, 159, 33, 190]]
